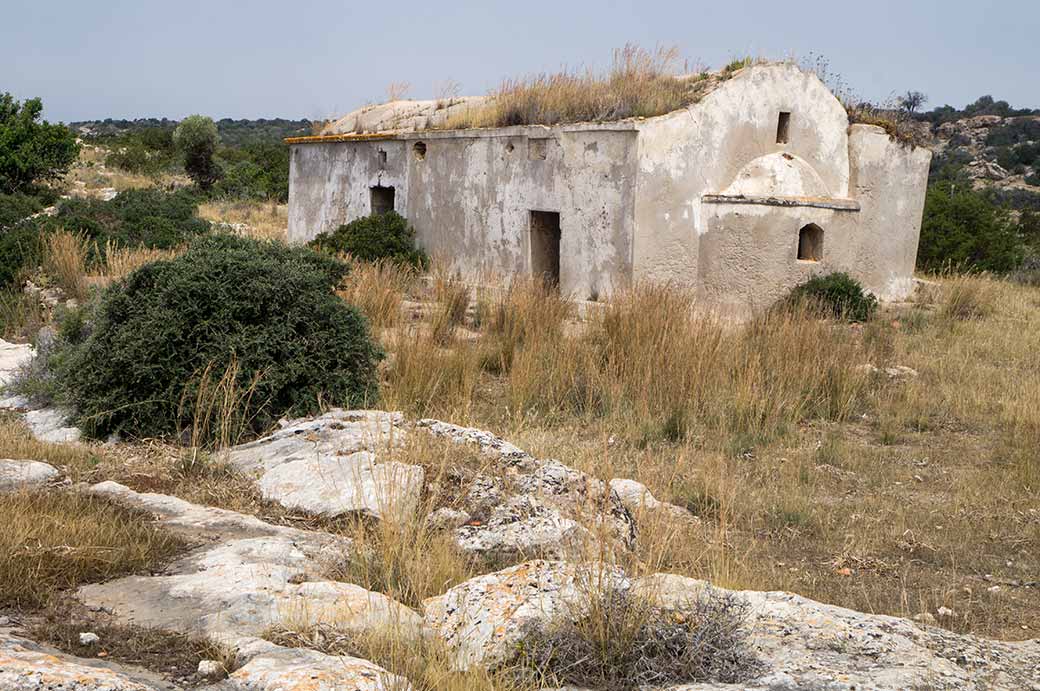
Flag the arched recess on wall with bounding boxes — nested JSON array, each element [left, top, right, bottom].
[[797, 223, 824, 261]]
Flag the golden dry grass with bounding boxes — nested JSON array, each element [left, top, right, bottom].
[[197, 199, 288, 242], [42, 230, 90, 300], [0, 489, 185, 608], [345, 270, 1040, 640], [100, 241, 182, 281], [443, 45, 722, 129]]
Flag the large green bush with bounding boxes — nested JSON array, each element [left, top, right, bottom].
[[46, 235, 381, 442], [917, 183, 1023, 273], [0, 93, 79, 194], [785, 272, 878, 322], [309, 211, 428, 267], [48, 187, 210, 252]]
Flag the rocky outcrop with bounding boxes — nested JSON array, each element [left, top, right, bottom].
[[635, 573, 1040, 691], [78, 483, 421, 643], [0, 631, 164, 691], [0, 459, 59, 491], [609, 477, 699, 524], [228, 410, 422, 521], [224, 642, 411, 691], [0, 339, 81, 443], [422, 560, 629, 671], [322, 97, 489, 135], [417, 419, 637, 561]]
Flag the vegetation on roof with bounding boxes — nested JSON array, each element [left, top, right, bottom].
[[439, 46, 749, 130]]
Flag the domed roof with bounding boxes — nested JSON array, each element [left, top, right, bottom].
[[721, 152, 830, 198]]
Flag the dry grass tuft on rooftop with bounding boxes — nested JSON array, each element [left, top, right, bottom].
[[442, 46, 735, 130]]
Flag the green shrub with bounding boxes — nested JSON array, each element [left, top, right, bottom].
[[44, 235, 381, 443], [0, 93, 80, 194], [785, 272, 878, 322], [213, 143, 290, 202], [0, 192, 46, 229], [46, 188, 210, 255], [0, 223, 44, 288], [918, 183, 1024, 273], [309, 211, 427, 267]]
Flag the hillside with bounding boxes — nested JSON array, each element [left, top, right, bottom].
[[919, 97, 1040, 209]]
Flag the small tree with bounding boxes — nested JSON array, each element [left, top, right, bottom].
[[917, 182, 1023, 273], [898, 90, 928, 115], [173, 115, 220, 190], [0, 93, 80, 194]]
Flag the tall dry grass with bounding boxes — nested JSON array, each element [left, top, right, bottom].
[[197, 199, 288, 242], [101, 241, 182, 281], [444, 45, 716, 129], [336, 260, 419, 329], [42, 230, 90, 300], [179, 356, 266, 450], [0, 489, 184, 608]]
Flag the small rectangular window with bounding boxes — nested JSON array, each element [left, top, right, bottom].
[[776, 112, 791, 144], [528, 139, 548, 161]]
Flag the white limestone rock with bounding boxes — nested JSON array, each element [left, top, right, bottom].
[[417, 420, 637, 559], [228, 409, 421, 519], [609, 477, 699, 524], [635, 573, 1040, 691], [225, 645, 412, 691], [229, 409, 406, 475], [422, 560, 630, 671], [80, 483, 421, 642], [0, 459, 59, 491], [258, 450, 424, 520], [0, 339, 32, 387], [23, 407, 81, 443], [0, 631, 160, 691]]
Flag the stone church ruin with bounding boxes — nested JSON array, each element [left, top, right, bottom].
[[287, 62, 931, 311]]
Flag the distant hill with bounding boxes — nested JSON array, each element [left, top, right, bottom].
[[917, 97, 1040, 211], [70, 117, 311, 147]]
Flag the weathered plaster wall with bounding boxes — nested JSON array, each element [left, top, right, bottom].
[[287, 139, 407, 244], [846, 124, 932, 300], [402, 127, 638, 299], [289, 127, 639, 299], [632, 63, 852, 291]]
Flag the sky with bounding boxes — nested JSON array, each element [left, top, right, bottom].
[[2, 0, 1037, 123]]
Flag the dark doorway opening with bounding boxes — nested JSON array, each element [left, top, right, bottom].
[[370, 186, 395, 215], [529, 210, 561, 287], [797, 223, 823, 261]]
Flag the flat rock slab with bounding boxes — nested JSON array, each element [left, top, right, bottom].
[[228, 410, 422, 520], [0, 630, 165, 691], [0, 459, 59, 491], [226, 645, 411, 691], [636, 573, 1040, 691], [0, 339, 81, 443], [79, 483, 421, 643], [257, 451, 424, 520], [422, 559, 630, 671]]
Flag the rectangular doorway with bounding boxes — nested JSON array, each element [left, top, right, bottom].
[[370, 185, 395, 215], [529, 210, 561, 288]]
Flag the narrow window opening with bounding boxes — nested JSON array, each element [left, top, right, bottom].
[[776, 111, 791, 144], [370, 186, 395, 216], [413, 141, 427, 160], [528, 139, 547, 161], [378, 149, 387, 165], [529, 210, 561, 288], [797, 223, 823, 261]]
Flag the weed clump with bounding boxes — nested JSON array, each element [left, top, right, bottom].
[[512, 586, 759, 690], [0, 489, 184, 608], [34, 234, 381, 444], [310, 211, 428, 268], [784, 272, 878, 322]]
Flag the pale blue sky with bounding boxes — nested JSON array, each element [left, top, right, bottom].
[[3, 0, 1036, 123]]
